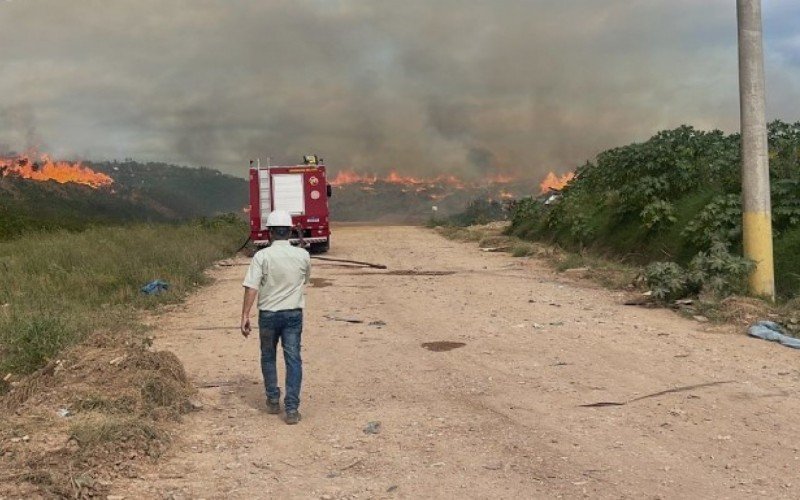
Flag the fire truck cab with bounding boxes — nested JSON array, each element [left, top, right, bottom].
[[249, 155, 331, 252]]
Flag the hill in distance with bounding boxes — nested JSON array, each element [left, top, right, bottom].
[[0, 155, 248, 238], [91, 160, 249, 217], [1, 151, 562, 233]]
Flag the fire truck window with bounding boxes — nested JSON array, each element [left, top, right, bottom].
[[326, 184, 332, 198]]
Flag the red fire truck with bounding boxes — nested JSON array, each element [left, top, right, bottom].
[[248, 155, 332, 252]]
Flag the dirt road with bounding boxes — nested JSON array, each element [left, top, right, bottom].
[[115, 226, 800, 499]]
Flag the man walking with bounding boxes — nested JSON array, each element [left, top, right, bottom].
[[241, 210, 311, 425]]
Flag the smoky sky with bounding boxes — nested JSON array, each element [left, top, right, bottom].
[[1, 0, 799, 179]]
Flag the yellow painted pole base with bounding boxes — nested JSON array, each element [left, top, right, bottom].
[[742, 211, 775, 299]]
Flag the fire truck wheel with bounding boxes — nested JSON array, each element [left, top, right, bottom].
[[311, 238, 330, 254]]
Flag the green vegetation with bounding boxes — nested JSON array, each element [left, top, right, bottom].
[[644, 243, 754, 301], [0, 160, 248, 239], [445, 198, 508, 226], [509, 121, 800, 299], [0, 215, 246, 376], [427, 198, 509, 228], [511, 243, 534, 257], [435, 223, 640, 291], [92, 160, 248, 217], [0, 177, 170, 239]]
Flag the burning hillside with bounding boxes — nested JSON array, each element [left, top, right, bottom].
[[0, 152, 113, 188], [330, 170, 471, 189], [328, 168, 575, 222], [330, 169, 574, 195]]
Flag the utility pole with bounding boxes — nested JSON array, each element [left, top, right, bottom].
[[737, 0, 775, 299]]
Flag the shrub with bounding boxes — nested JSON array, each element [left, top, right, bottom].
[[445, 199, 507, 227], [511, 197, 543, 226], [1, 315, 80, 374], [686, 242, 754, 298], [682, 194, 742, 249], [641, 200, 677, 230], [511, 244, 533, 257], [775, 227, 800, 297], [645, 244, 753, 302], [645, 262, 691, 302], [773, 179, 800, 230]]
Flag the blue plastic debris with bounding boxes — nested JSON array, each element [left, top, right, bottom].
[[141, 279, 169, 295], [747, 320, 800, 349]]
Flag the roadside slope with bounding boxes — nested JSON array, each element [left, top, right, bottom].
[[114, 226, 800, 498]]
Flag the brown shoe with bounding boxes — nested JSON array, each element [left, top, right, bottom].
[[266, 400, 280, 414]]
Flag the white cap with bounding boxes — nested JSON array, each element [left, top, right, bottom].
[[266, 210, 293, 227]]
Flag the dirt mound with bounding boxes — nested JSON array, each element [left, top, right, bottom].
[[0, 335, 194, 498]]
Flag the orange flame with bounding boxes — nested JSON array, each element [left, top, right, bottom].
[[539, 171, 575, 194], [0, 151, 113, 188], [329, 170, 378, 186], [330, 170, 513, 189], [384, 171, 417, 184], [431, 174, 466, 189]]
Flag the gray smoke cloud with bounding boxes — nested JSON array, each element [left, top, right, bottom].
[[1, 0, 799, 180]]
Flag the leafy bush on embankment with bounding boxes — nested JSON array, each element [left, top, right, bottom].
[[0, 215, 246, 376], [509, 121, 800, 299]]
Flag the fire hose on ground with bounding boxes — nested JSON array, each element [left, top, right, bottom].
[[234, 236, 386, 269]]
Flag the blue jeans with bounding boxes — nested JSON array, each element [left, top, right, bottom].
[[258, 309, 303, 412]]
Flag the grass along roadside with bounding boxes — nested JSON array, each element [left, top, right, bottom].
[[434, 223, 798, 329], [0, 216, 245, 497], [436, 223, 639, 290], [0, 216, 245, 376]]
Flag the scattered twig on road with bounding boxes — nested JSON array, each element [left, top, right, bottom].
[[324, 315, 364, 324], [387, 270, 456, 276], [158, 473, 186, 479], [579, 381, 735, 408], [311, 256, 387, 269], [196, 380, 236, 388], [340, 458, 364, 471]]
